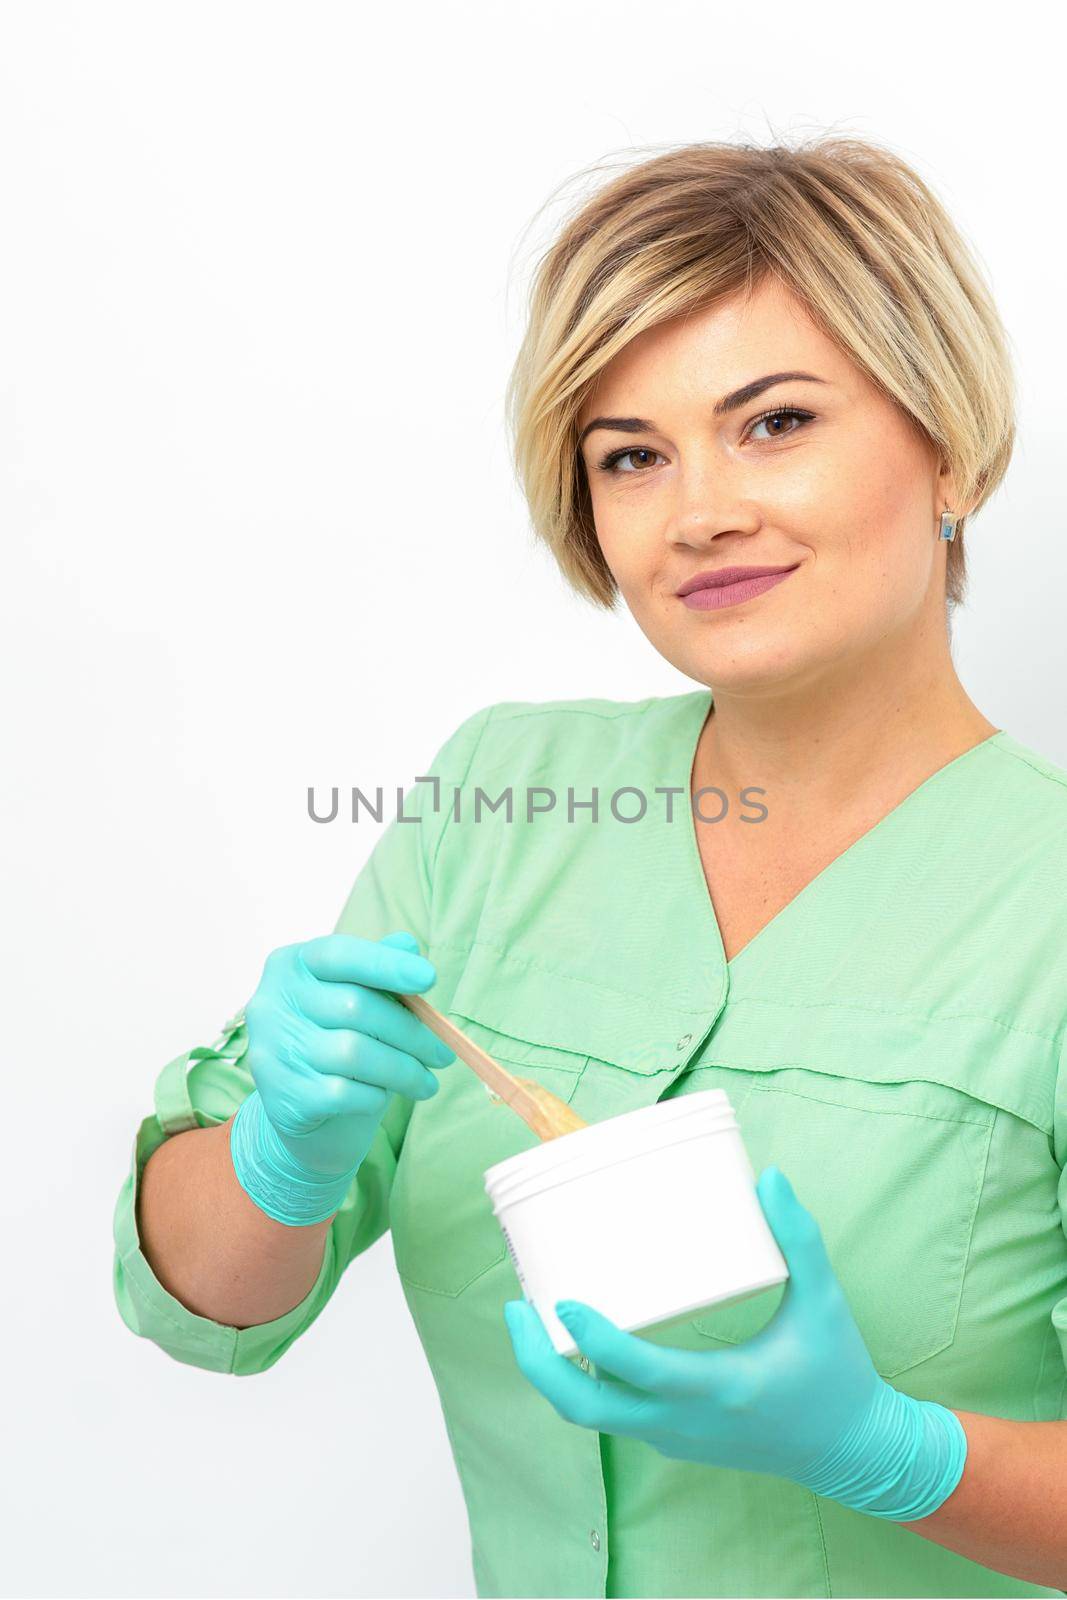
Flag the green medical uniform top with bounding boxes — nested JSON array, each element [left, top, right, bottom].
[[113, 690, 1067, 1600]]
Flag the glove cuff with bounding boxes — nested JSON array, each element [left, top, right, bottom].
[[799, 1380, 968, 1521], [229, 1090, 362, 1227]]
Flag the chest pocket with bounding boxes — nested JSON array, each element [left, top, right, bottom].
[[389, 994, 588, 1297], [685, 1062, 998, 1378]]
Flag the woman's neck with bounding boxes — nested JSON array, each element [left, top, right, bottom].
[[692, 660, 998, 839]]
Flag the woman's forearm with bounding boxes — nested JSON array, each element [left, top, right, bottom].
[[903, 1410, 1067, 1589], [136, 1113, 333, 1328]]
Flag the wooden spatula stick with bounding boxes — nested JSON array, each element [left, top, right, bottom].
[[396, 991, 588, 1142]]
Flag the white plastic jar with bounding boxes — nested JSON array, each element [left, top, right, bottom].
[[483, 1087, 788, 1357]]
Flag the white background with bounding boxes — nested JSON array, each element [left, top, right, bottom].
[[2, 3, 1064, 1596]]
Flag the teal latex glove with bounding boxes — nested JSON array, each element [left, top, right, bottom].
[[503, 1165, 967, 1521], [230, 930, 454, 1226]]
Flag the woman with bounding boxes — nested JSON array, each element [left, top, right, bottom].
[[114, 135, 1067, 1598]]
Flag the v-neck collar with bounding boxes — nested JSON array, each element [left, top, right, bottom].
[[675, 686, 1007, 983], [450, 689, 1011, 1077]]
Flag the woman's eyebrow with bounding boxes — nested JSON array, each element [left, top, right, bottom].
[[577, 370, 828, 446]]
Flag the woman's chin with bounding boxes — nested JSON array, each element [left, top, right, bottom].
[[669, 637, 812, 692]]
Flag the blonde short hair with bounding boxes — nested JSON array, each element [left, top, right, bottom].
[[505, 134, 1016, 614]]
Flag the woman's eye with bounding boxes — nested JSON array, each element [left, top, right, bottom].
[[746, 406, 813, 442], [596, 447, 665, 476]]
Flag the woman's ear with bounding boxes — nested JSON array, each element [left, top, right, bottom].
[[935, 458, 977, 520]]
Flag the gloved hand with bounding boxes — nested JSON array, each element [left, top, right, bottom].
[[503, 1165, 968, 1521], [230, 930, 454, 1226]]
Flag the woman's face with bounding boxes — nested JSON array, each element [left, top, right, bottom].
[[576, 276, 960, 692]]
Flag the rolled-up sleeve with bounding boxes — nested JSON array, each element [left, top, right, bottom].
[[111, 703, 495, 1375]]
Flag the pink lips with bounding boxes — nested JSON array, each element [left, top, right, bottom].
[[678, 566, 800, 611]]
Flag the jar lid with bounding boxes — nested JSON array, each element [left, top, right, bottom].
[[484, 1087, 735, 1201]]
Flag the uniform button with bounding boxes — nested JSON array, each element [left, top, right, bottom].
[[578, 1355, 590, 1372], [590, 1528, 601, 1551], [676, 1033, 692, 1050]]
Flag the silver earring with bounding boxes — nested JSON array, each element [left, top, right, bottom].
[[939, 510, 958, 542]]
